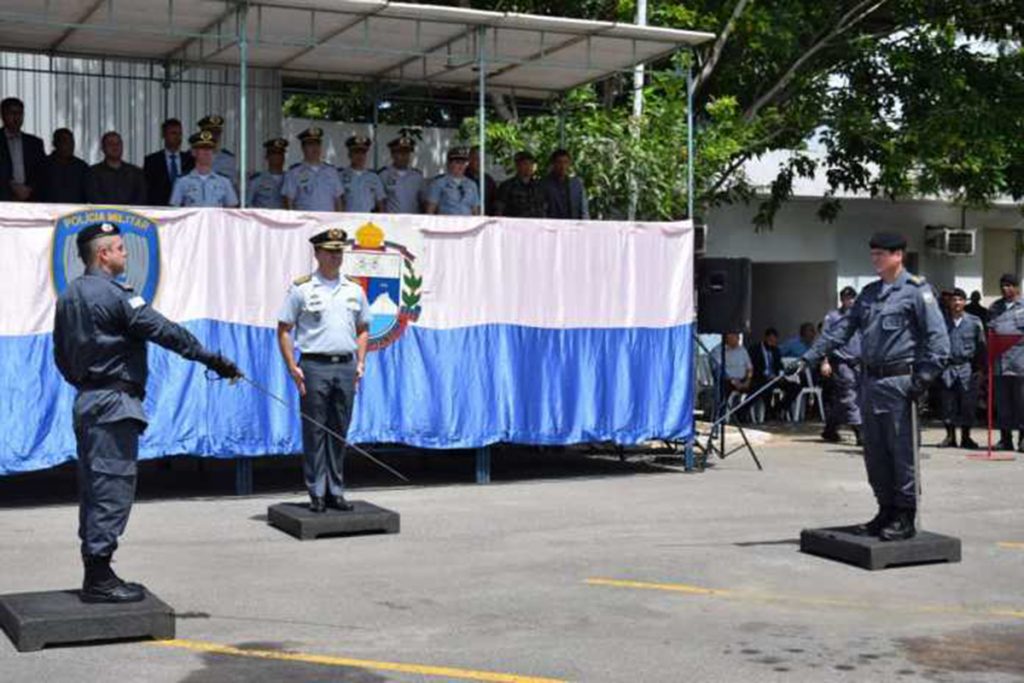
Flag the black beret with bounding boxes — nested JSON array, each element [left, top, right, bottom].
[[1000, 273, 1018, 286], [309, 228, 347, 251], [839, 286, 857, 298], [76, 222, 120, 250], [868, 232, 907, 251], [951, 288, 967, 299]]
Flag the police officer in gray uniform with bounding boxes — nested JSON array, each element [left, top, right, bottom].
[[425, 147, 481, 216], [247, 137, 288, 209], [987, 273, 1024, 451], [820, 286, 863, 445], [800, 232, 949, 541], [54, 222, 240, 603], [277, 228, 370, 512], [281, 127, 344, 213], [169, 130, 239, 207], [938, 288, 985, 449], [378, 135, 425, 214], [339, 135, 386, 213]]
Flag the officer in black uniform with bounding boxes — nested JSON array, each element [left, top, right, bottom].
[[799, 232, 949, 541], [54, 222, 241, 603]]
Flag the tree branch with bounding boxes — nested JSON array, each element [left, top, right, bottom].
[[744, 0, 892, 121], [693, 0, 754, 97]]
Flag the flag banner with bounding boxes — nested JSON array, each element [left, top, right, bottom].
[[1, 203, 694, 474]]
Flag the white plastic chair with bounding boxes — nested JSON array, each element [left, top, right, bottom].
[[789, 367, 825, 422]]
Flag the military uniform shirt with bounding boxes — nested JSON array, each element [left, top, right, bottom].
[[169, 170, 239, 207], [988, 297, 1024, 375], [941, 313, 985, 387], [823, 307, 861, 362], [427, 173, 480, 215], [278, 273, 370, 354], [378, 166, 424, 214], [213, 149, 237, 185], [496, 175, 546, 217], [247, 171, 285, 209], [339, 167, 386, 213], [282, 162, 344, 212]]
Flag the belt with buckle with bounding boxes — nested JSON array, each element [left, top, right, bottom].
[[78, 378, 146, 399], [302, 352, 354, 364], [864, 362, 912, 379]]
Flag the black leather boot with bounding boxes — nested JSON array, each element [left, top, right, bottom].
[[309, 495, 326, 513], [960, 427, 979, 450], [938, 425, 956, 448], [852, 426, 863, 446], [879, 508, 916, 542], [996, 430, 1014, 451], [327, 494, 354, 512], [81, 554, 145, 603], [853, 506, 893, 536]]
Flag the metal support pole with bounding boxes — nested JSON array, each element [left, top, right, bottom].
[[477, 25, 487, 212], [686, 54, 695, 220], [238, 1, 249, 207], [371, 85, 380, 171], [475, 447, 491, 484]]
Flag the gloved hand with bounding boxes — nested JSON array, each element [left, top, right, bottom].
[[908, 375, 929, 401], [205, 353, 242, 380]]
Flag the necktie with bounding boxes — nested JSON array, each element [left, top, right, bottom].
[[169, 154, 179, 181]]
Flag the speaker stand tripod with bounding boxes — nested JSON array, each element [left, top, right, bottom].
[[695, 335, 764, 471]]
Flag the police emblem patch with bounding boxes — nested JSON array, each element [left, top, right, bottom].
[[52, 208, 161, 302], [342, 222, 422, 351]]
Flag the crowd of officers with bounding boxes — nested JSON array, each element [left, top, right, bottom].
[[798, 276, 1024, 452], [0, 97, 590, 219]]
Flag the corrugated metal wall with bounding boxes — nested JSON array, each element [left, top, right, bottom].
[[0, 52, 282, 174]]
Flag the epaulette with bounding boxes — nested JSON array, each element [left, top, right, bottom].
[[292, 274, 312, 286], [113, 280, 134, 291], [219, 149, 236, 157], [288, 162, 302, 169], [909, 274, 926, 286]]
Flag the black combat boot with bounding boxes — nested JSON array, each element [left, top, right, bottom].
[[996, 430, 1014, 451], [309, 495, 326, 513], [879, 508, 917, 542], [853, 506, 893, 536], [820, 425, 840, 443], [81, 554, 145, 604], [960, 427, 979, 450], [327, 494, 354, 512], [938, 424, 956, 448], [852, 426, 863, 446]]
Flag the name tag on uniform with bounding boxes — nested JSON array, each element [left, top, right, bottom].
[[128, 296, 146, 309]]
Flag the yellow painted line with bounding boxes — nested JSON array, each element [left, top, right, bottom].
[[586, 577, 1024, 620], [150, 639, 567, 683], [998, 542, 1024, 550]]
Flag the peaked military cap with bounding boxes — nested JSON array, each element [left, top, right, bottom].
[[387, 136, 416, 150], [447, 146, 470, 161], [197, 114, 225, 131], [309, 228, 348, 251], [297, 127, 325, 143], [264, 137, 289, 153], [189, 130, 217, 149], [345, 135, 372, 150], [868, 232, 907, 251], [76, 222, 120, 250]]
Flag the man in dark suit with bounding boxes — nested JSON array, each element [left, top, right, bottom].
[[143, 118, 193, 206], [0, 97, 47, 201], [748, 327, 785, 418]]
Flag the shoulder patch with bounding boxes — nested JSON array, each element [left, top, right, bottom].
[[922, 290, 935, 304], [127, 295, 146, 309], [292, 274, 312, 286]]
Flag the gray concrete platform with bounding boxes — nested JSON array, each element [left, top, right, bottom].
[[0, 589, 174, 652], [800, 526, 962, 570], [267, 500, 400, 540]]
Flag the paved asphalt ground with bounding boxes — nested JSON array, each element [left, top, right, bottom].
[[1, 426, 1023, 682]]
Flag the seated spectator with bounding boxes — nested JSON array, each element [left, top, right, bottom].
[[542, 149, 589, 220], [169, 130, 239, 208], [496, 151, 546, 218], [780, 322, 817, 358], [747, 327, 785, 418], [0, 96, 46, 202], [425, 147, 480, 216], [41, 128, 88, 204], [466, 145, 496, 216], [711, 332, 753, 402], [85, 131, 146, 205], [144, 118, 193, 206]]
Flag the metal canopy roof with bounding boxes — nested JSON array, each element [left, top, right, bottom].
[[0, 0, 714, 97]]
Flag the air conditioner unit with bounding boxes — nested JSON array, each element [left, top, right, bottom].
[[925, 226, 976, 256], [694, 222, 707, 255]]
